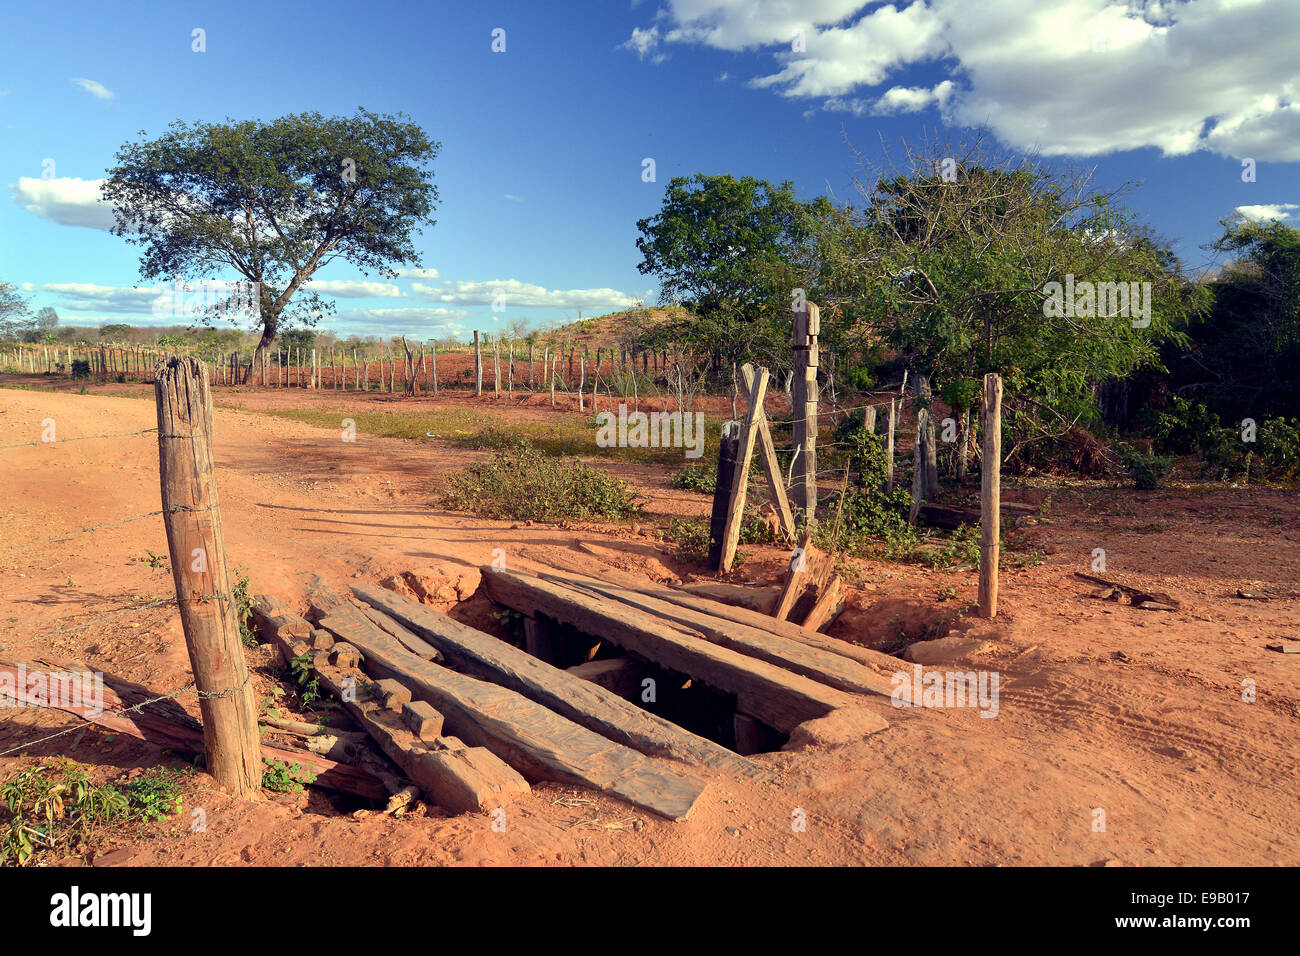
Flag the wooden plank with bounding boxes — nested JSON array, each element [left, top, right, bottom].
[[801, 576, 844, 633], [311, 596, 711, 819], [544, 572, 894, 700], [0, 661, 388, 801], [349, 598, 444, 662], [773, 528, 815, 621], [718, 364, 769, 573], [308, 651, 530, 815], [482, 569, 856, 732], [351, 584, 767, 779], [660, 583, 892, 668]]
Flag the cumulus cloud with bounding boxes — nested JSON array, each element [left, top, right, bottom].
[[40, 283, 160, 314], [11, 176, 115, 229], [331, 306, 469, 337], [1234, 203, 1299, 222], [411, 279, 646, 311], [629, 0, 1300, 160], [71, 77, 114, 100], [305, 279, 402, 298], [395, 267, 441, 280], [622, 25, 669, 63]]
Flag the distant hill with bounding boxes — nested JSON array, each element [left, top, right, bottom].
[[547, 306, 689, 348]]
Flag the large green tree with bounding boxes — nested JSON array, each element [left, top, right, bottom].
[[635, 174, 831, 376], [103, 109, 439, 380], [819, 137, 1200, 462]]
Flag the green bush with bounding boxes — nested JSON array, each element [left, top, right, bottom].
[[443, 443, 643, 522], [672, 462, 717, 494]]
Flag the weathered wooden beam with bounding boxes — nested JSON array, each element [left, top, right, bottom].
[[0, 661, 387, 800], [351, 584, 767, 779], [545, 572, 893, 700], [481, 569, 857, 732], [312, 595, 710, 820]]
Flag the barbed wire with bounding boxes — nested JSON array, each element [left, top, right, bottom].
[[0, 510, 166, 553], [0, 427, 157, 451]]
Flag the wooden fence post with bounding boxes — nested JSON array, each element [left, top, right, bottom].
[[791, 301, 820, 528], [886, 397, 896, 491], [430, 343, 438, 394], [718, 365, 770, 573], [979, 372, 1003, 618], [474, 331, 482, 397], [908, 407, 928, 526], [493, 340, 501, 397], [707, 421, 742, 572], [154, 357, 262, 796]]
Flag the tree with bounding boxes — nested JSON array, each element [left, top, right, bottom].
[[635, 174, 831, 375], [0, 282, 33, 343], [819, 135, 1199, 463], [103, 109, 440, 380], [1162, 217, 1300, 421]]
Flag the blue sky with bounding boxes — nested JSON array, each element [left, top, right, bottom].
[[2, 0, 1297, 340]]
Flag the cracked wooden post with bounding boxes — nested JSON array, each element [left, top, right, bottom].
[[979, 372, 1003, 619], [154, 356, 262, 797], [707, 421, 742, 572], [791, 301, 820, 530]]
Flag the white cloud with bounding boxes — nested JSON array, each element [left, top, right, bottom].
[[411, 279, 646, 310], [20, 282, 34, 292], [830, 79, 956, 116], [40, 283, 160, 314], [11, 176, 115, 229], [331, 306, 469, 337], [622, 25, 669, 63], [305, 279, 402, 298], [71, 77, 114, 100], [1235, 203, 1299, 221], [632, 0, 1300, 160], [395, 267, 441, 280], [503, 194, 524, 203]]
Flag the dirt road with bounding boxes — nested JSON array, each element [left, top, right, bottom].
[[2, 383, 1297, 866]]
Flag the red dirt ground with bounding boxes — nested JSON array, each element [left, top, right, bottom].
[[1, 376, 1297, 866]]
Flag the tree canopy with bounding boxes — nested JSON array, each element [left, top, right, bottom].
[[102, 108, 440, 377]]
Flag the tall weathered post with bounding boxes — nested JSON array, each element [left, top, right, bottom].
[[474, 331, 483, 397], [791, 301, 820, 528], [154, 357, 262, 796], [979, 373, 1003, 618]]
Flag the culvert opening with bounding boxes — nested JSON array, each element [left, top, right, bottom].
[[489, 606, 788, 755]]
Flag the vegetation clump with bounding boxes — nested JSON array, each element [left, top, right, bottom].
[[443, 439, 643, 522]]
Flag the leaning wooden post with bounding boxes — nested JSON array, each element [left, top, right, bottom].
[[474, 331, 482, 397], [707, 421, 742, 572], [979, 372, 1003, 618], [790, 301, 820, 529], [718, 364, 770, 573], [154, 357, 262, 796]]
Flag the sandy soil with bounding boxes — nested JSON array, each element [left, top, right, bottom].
[[1, 377, 1297, 866]]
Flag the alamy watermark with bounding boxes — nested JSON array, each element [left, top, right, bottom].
[[150, 279, 260, 322], [1043, 275, 1151, 328], [890, 664, 1000, 718], [595, 403, 704, 459], [1, 663, 105, 718]]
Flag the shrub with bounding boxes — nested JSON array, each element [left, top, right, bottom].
[[1, 762, 128, 866], [443, 443, 643, 522], [672, 462, 717, 494]]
